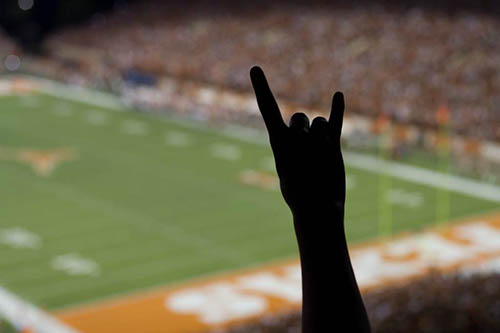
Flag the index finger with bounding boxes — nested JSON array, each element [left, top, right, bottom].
[[250, 66, 286, 137]]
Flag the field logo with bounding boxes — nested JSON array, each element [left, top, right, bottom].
[[238, 170, 279, 191], [0, 147, 77, 177]]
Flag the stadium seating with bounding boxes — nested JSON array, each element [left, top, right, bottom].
[[42, 1, 500, 141]]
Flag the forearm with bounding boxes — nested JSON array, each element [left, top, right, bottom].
[[294, 212, 371, 333], [250, 67, 367, 331]]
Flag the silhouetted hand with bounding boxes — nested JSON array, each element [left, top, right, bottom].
[[250, 66, 346, 238], [250, 66, 370, 333]]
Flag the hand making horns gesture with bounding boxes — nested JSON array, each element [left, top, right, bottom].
[[250, 66, 370, 333], [250, 66, 346, 226]]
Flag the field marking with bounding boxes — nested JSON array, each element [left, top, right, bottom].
[[21, 75, 125, 111], [344, 151, 500, 203], [0, 147, 77, 177], [167, 283, 269, 325], [51, 253, 100, 277], [0, 286, 78, 333], [86, 111, 108, 126], [238, 170, 279, 191], [120, 120, 148, 136], [164, 131, 193, 147], [0, 227, 41, 249], [210, 143, 242, 161]]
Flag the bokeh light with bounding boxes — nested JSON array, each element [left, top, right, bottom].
[[18, 0, 34, 11], [4, 54, 21, 71]]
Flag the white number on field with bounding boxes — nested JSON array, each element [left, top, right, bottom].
[[0, 227, 41, 249], [51, 253, 100, 277]]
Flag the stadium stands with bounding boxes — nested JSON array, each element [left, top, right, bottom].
[[43, 1, 500, 141], [0, 28, 18, 64], [0, 29, 14, 47]]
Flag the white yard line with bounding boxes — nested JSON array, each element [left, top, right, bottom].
[[344, 151, 500, 203], [17, 76, 500, 203], [0, 286, 79, 333], [22, 75, 125, 111]]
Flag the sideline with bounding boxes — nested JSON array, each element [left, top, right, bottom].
[[345, 151, 500, 202], [0, 286, 79, 333]]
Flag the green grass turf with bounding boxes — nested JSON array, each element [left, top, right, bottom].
[[0, 92, 498, 310], [0, 317, 17, 333]]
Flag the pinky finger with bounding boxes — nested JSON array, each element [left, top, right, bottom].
[[329, 91, 345, 140]]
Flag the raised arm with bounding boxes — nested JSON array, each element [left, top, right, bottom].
[[250, 66, 371, 332]]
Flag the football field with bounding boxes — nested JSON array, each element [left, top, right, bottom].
[[0, 84, 498, 312]]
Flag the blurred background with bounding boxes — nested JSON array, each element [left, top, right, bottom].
[[1, 1, 499, 332]]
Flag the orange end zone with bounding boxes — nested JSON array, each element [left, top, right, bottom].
[[56, 213, 500, 333]]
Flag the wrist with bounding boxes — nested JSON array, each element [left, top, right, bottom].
[[292, 209, 348, 258]]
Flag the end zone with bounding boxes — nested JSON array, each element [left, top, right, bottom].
[[55, 213, 500, 333]]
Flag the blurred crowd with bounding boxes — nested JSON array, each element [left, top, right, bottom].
[[43, 1, 500, 141], [0, 28, 18, 59], [211, 272, 500, 333]]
